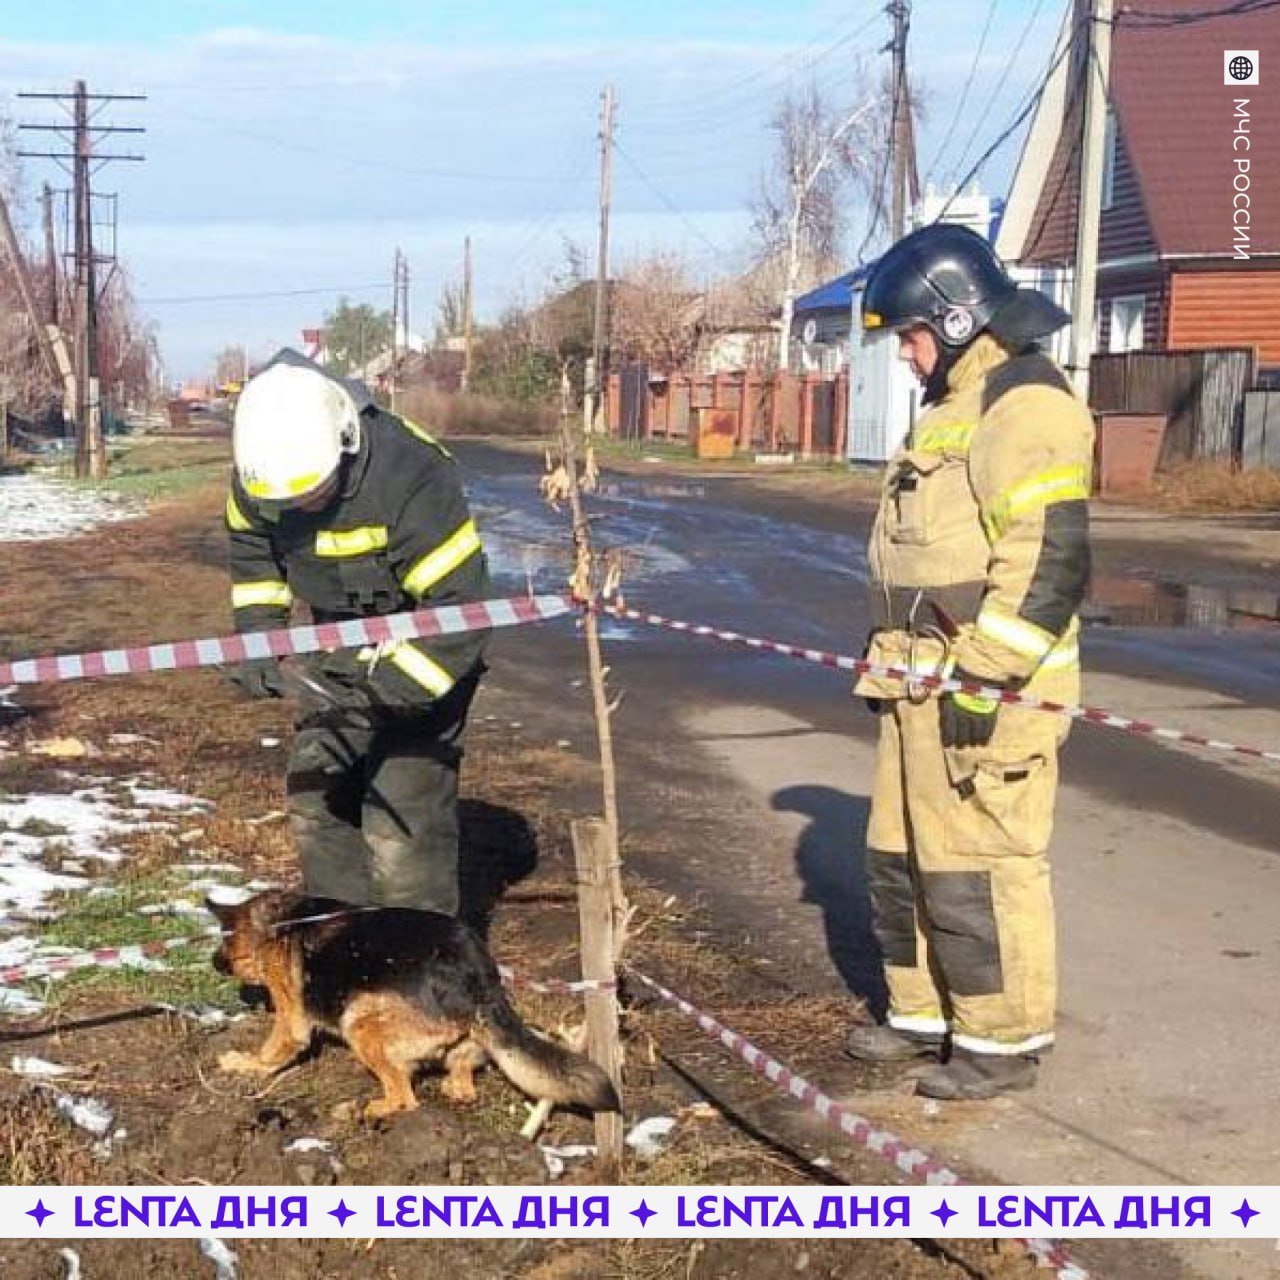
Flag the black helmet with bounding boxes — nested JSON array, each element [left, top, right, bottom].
[[862, 223, 1016, 348]]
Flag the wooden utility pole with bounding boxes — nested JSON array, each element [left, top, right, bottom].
[[17, 82, 144, 477], [1068, 0, 1114, 400], [888, 0, 919, 239], [589, 85, 615, 433], [461, 235, 474, 394], [0, 190, 63, 389], [41, 183, 58, 326], [390, 247, 402, 411]]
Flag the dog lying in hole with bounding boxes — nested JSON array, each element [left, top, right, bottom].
[[208, 889, 618, 1121]]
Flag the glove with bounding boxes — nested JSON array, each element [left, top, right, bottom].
[[306, 651, 377, 712], [228, 657, 285, 701], [939, 669, 1002, 749]]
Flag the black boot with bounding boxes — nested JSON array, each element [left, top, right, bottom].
[[914, 1048, 1038, 1100], [844, 1023, 944, 1063]]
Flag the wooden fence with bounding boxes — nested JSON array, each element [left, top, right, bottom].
[[608, 365, 848, 458], [1089, 348, 1255, 465]]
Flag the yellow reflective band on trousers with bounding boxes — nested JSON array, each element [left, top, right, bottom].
[[975, 606, 1055, 660], [385, 642, 456, 698], [403, 519, 482, 597], [225, 494, 252, 532], [232, 579, 293, 609], [314, 526, 389, 557], [914, 419, 978, 455], [983, 465, 1090, 540]]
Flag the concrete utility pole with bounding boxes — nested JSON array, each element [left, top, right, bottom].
[[17, 81, 144, 478], [590, 84, 615, 433], [888, 0, 919, 240], [1068, 0, 1114, 400], [461, 234, 474, 394], [390, 247, 406, 411]]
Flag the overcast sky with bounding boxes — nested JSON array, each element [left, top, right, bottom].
[[1, 0, 1065, 380]]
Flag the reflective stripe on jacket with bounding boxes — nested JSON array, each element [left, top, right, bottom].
[[226, 408, 490, 708], [864, 334, 1093, 693]]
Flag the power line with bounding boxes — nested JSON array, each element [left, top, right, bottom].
[[612, 139, 737, 268], [922, 0, 1001, 188], [1119, 0, 1280, 23], [946, 0, 1050, 189], [634, 7, 884, 123], [139, 283, 387, 305], [933, 13, 1083, 225]]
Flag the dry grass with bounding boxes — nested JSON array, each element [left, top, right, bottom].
[[398, 385, 557, 438], [1147, 459, 1280, 512]]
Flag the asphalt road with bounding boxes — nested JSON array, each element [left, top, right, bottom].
[[458, 442, 1280, 1280]]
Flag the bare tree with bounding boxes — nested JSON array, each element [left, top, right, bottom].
[[213, 344, 249, 388], [435, 282, 464, 347], [753, 81, 878, 368], [610, 252, 701, 371]]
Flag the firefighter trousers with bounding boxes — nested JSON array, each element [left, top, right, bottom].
[[285, 669, 481, 915], [865, 694, 1067, 1056]]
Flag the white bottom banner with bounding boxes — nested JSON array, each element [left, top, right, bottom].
[[0, 1186, 1275, 1239]]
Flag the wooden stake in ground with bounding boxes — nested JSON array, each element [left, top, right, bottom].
[[530, 368, 628, 1166]]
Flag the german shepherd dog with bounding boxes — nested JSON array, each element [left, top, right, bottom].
[[208, 890, 619, 1121]]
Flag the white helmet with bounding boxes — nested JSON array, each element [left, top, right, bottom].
[[233, 360, 361, 502]]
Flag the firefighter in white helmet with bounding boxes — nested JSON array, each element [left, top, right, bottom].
[[845, 225, 1093, 1101], [225, 349, 490, 916]]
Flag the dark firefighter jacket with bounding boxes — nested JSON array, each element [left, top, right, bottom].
[[225, 382, 490, 713], [858, 333, 1093, 700]]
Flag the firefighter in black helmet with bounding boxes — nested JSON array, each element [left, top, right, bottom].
[[846, 224, 1093, 1100]]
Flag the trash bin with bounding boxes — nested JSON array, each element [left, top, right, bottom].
[[1095, 413, 1167, 496], [693, 408, 736, 460]]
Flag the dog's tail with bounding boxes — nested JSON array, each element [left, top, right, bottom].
[[476, 996, 619, 1113]]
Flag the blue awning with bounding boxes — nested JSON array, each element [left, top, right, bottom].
[[793, 266, 871, 315]]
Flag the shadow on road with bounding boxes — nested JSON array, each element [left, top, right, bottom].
[[459, 798, 539, 936], [773, 784, 887, 1020]]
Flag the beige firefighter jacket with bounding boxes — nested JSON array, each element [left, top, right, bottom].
[[859, 333, 1094, 701]]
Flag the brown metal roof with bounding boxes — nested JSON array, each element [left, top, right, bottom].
[[1109, 0, 1279, 257]]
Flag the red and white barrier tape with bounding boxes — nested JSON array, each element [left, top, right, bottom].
[[0, 594, 571, 686], [0, 926, 614, 998], [629, 968, 1087, 1280], [607, 603, 1280, 766], [498, 964, 615, 996], [0, 930, 221, 988]]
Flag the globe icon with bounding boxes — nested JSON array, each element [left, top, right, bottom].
[[1229, 55, 1253, 80]]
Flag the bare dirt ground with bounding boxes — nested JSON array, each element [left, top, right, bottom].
[[0, 444, 1053, 1279]]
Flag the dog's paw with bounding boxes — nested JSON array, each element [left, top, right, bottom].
[[218, 1049, 269, 1075], [363, 1096, 419, 1122], [440, 1077, 478, 1106]]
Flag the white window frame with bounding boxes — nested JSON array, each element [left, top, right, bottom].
[[1101, 109, 1118, 211], [1109, 293, 1146, 353]]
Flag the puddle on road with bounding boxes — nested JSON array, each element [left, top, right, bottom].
[[1085, 576, 1280, 631]]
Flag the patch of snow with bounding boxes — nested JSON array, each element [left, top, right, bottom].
[[198, 1237, 239, 1280], [51, 1091, 114, 1137], [243, 879, 279, 893], [59, 1248, 81, 1280], [206, 885, 253, 906], [284, 1137, 333, 1154], [174, 863, 242, 877], [11, 1056, 74, 1078], [139, 900, 210, 918], [625, 1115, 676, 1159], [108, 733, 156, 746], [0, 988, 45, 1014], [157, 1003, 246, 1027], [0, 473, 137, 542], [260, 737, 282, 749], [538, 1142, 596, 1180]]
